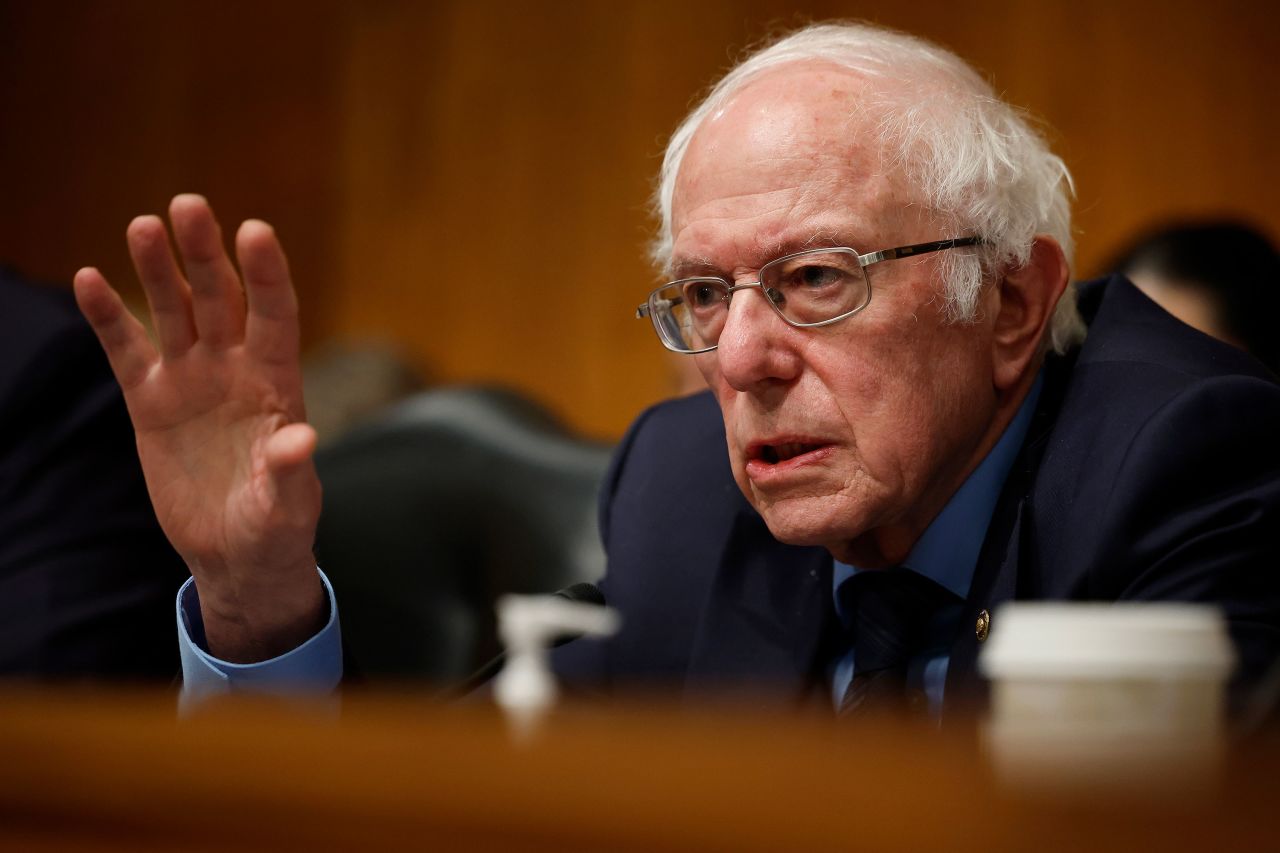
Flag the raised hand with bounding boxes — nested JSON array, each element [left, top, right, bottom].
[[74, 195, 325, 663]]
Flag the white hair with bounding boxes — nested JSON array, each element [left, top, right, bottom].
[[651, 22, 1085, 353]]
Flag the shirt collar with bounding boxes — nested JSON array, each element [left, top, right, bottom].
[[834, 372, 1044, 611]]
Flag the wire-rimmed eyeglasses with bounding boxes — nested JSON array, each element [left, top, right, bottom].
[[636, 237, 983, 354]]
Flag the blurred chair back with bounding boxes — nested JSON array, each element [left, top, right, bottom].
[[313, 386, 613, 683]]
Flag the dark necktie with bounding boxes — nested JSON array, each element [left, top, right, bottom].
[[838, 568, 959, 716]]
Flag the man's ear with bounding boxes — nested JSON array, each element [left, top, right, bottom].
[[990, 236, 1070, 393]]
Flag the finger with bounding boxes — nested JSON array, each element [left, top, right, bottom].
[[264, 422, 318, 473], [261, 422, 321, 521], [73, 267, 159, 391], [169, 194, 247, 348], [126, 214, 197, 357], [237, 219, 301, 368]]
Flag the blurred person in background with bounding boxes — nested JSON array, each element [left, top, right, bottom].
[[0, 267, 187, 679], [301, 341, 428, 446], [1106, 221, 1280, 376]]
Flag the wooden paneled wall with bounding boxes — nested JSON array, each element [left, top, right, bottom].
[[2, 0, 1276, 438]]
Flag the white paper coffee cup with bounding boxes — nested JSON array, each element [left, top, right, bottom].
[[979, 602, 1235, 796]]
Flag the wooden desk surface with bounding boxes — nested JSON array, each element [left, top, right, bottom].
[[0, 687, 1275, 852]]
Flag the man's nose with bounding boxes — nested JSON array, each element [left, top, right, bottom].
[[714, 285, 803, 391]]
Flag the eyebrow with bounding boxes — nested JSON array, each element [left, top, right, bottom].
[[669, 255, 719, 280], [669, 230, 849, 280]]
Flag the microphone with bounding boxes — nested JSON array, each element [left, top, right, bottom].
[[443, 582, 607, 699], [552, 581, 607, 612]]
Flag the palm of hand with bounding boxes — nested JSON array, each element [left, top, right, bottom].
[[133, 346, 316, 576]]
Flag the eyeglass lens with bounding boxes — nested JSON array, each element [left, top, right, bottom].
[[649, 249, 871, 352]]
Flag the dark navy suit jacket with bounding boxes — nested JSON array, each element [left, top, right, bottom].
[[0, 271, 188, 678], [553, 276, 1280, 710]]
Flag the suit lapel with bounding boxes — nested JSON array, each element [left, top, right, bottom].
[[944, 349, 1076, 710], [685, 504, 833, 701], [945, 492, 1027, 707]]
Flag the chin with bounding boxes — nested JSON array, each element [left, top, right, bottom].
[[753, 497, 867, 550]]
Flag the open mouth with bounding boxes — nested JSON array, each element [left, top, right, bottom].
[[755, 442, 823, 464]]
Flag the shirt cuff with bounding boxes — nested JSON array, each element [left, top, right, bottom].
[[176, 568, 343, 706]]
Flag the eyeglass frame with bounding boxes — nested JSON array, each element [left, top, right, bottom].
[[636, 236, 985, 354]]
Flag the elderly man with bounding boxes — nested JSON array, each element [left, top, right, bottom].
[[74, 23, 1280, 712]]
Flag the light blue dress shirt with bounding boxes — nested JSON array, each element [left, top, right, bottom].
[[177, 570, 344, 701], [830, 375, 1043, 715], [178, 376, 1043, 703]]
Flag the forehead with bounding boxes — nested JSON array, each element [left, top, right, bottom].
[[671, 64, 910, 271]]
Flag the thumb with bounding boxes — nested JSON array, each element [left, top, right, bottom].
[[264, 421, 318, 472], [261, 422, 322, 516]]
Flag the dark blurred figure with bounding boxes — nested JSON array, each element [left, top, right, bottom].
[[0, 268, 188, 679], [1109, 221, 1280, 375]]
